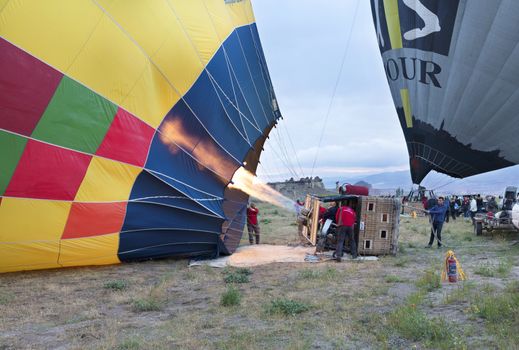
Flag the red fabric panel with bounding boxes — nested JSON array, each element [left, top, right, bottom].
[[0, 38, 63, 136], [5, 140, 92, 200], [96, 108, 155, 167], [62, 202, 127, 239]]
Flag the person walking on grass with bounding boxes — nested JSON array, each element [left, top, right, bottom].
[[247, 203, 260, 244], [426, 196, 448, 249]]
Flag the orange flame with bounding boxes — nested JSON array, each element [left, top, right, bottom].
[[159, 118, 236, 180], [230, 167, 295, 211]]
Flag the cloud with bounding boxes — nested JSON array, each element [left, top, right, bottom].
[[252, 1, 410, 181]]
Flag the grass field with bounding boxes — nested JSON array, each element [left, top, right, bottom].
[[1, 201, 518, 349]]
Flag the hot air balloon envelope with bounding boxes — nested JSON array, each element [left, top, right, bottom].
[[371, 0, 519, 183]]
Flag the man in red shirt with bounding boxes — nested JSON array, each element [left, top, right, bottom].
[[247, 203, 260, 244], [335, 204, 357, 261]]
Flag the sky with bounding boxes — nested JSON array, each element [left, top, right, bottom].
[[251, 0, 410, 183]]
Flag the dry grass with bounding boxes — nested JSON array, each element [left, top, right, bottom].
[[0, 206, 518, 349]]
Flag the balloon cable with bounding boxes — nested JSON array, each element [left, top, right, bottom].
[[310, 0, 361, 178]]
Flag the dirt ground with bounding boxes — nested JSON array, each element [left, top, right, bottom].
[[1, 202, 518, 349]]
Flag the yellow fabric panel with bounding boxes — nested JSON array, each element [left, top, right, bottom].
[[0, 0, 175, 128], [400, 89, 413, 128], [100, 0, 203, 97], [383, 0, 403, 49], [74, 157, 141, 202], [0, 197, 70, 273], [0, 242, 61, 273], [59, 233, 120, 267], [203, 0, 235, 42], [66, 14, 147, 106], [96, 0, 168, 56], [225, 0, 255, 28], [152, 25, 203, 96], [0, 0, 10, 12], [0, 197, 71, 242], [122, 62, 181, 128], [0, 0, 103, 70], [168, 0, 221, 65]]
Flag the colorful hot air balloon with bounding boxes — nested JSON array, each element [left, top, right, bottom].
[[0, 0, 280, 273], [370, 0, 519, 184]]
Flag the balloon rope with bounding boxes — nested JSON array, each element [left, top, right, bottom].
[[310, 0, 360, 178]]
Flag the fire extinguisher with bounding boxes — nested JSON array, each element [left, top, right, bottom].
[[447, 256, 457, 283], [442, 250, 467, 283]]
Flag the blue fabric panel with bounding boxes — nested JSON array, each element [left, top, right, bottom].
[[118, 230, 218, 261], [213, 81, 261, 146], [120, 24, 281, 262], [236, 26, 276, 126], [121, 202, 222, 233], [227, 66, 264, 142], [184, 70, 248, 161], [145, 99, 228, 197], [224, 31, 269, 131], [204, 47, 249, 141], [248, 24, 282, 121], [129, 171, 219, 217], [149, 171, 224, 217], [250, 24, 275, 96], [220, 204, 247, 255]]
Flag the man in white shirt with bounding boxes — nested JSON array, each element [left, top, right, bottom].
[[470, 196, 478, 225]]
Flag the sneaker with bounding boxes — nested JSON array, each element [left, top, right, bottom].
[[425, 245, 432, 249], [437, 245, 442, 249]]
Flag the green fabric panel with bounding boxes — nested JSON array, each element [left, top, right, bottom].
[[0, 130, 28, 195], [31, 76, 118, 154]]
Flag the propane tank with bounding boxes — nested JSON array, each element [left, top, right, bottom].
[[447, 256, 457, 283]]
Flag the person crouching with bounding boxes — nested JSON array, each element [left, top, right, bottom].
[[334, 203, 357, 261]]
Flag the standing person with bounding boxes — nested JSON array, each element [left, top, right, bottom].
[[246, 203, 260, 244], [421, 196, 428, 210], [444, 196, 451, 223], [294, 199, 305, 238], [470, 196, 478, 225], [486, 196, 498, 213], [476, 194, 483, 212], [334, 203, 357, 261], [426, 196, 448, 248], [462, 196, 471, 221], [323, 201, 339, 223], [450, 196, 458, 220], [294, 199, 304, 217]]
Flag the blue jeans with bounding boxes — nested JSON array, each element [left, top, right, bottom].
[[428, 221, 443, 246]]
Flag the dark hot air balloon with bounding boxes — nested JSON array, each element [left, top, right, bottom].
[[371, 0, 519, 183]]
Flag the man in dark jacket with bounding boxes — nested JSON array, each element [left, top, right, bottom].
[[426, 197, 448, 248], [322, 202, 339, 223]]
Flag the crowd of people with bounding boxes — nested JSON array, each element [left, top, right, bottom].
[[418, 194, 502, 223], [416, 193, 508, 248]]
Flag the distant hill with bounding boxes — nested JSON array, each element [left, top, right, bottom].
[[322, 170, 412, 190], [322, 165, 519, 195]]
